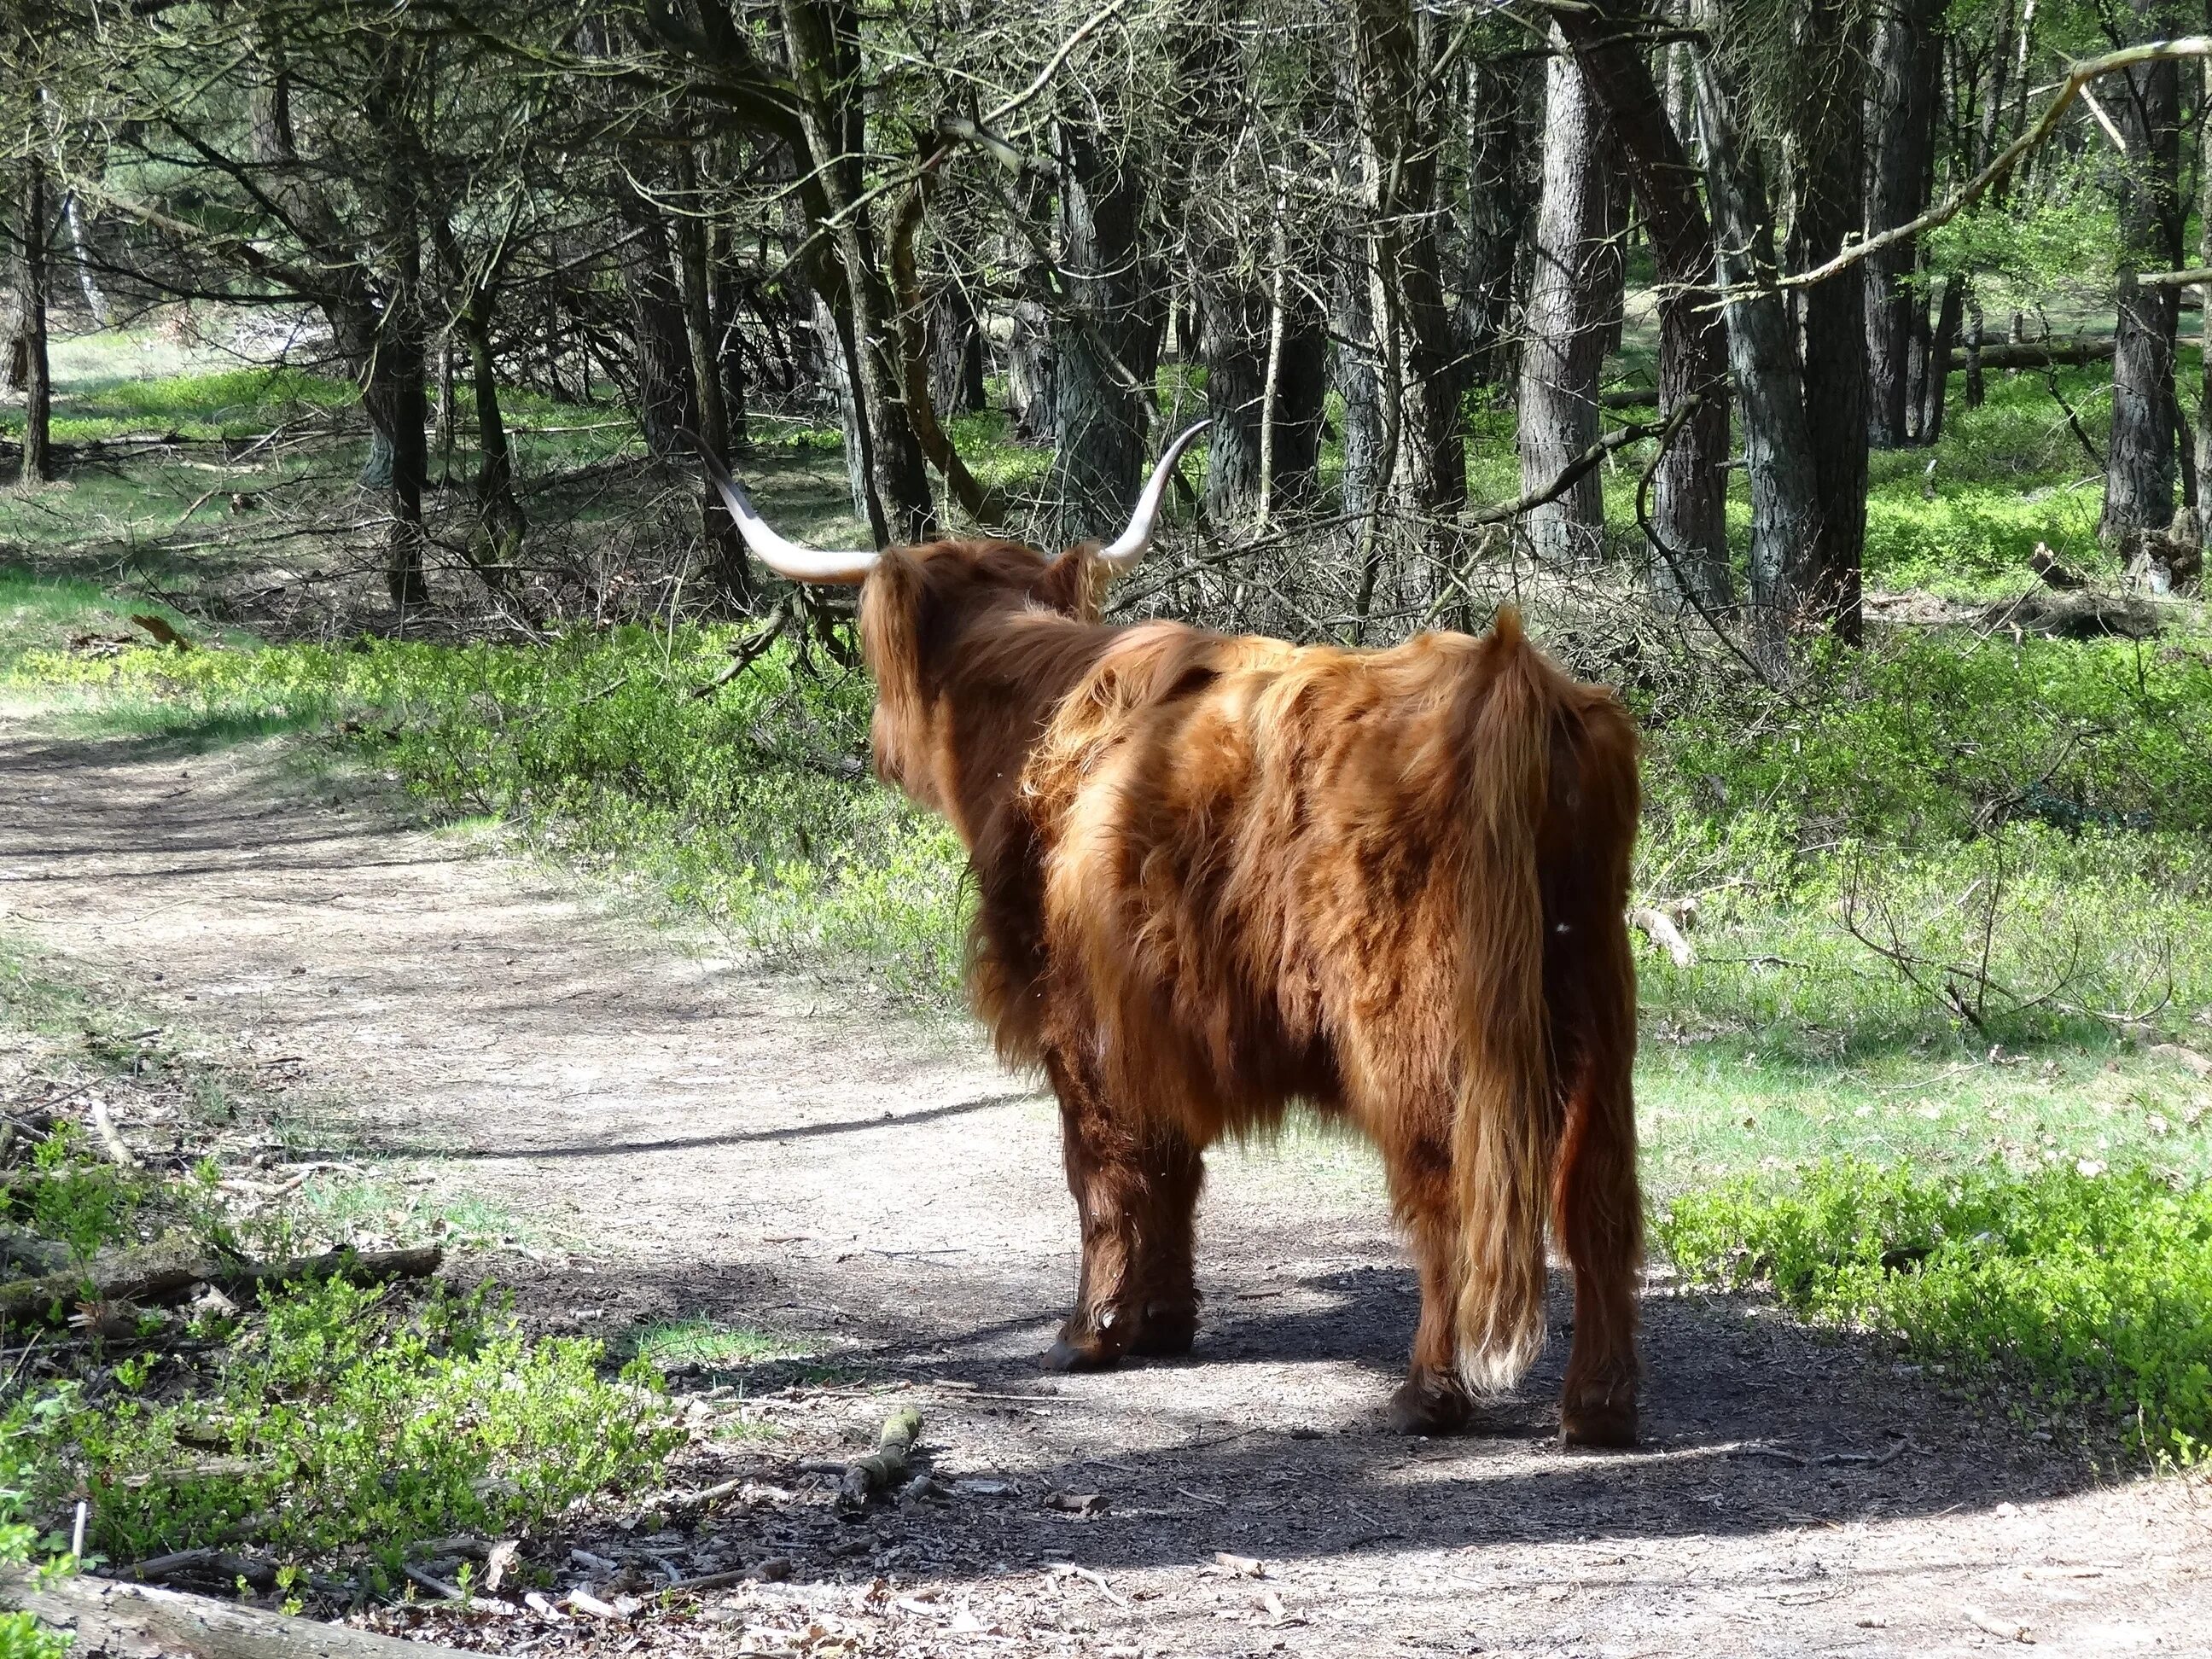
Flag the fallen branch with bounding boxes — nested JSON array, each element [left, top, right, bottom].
[[1, 1567, 481, 1659], [88, 1100, 139, 1170], [1628, 906, 1695, 968], [840, 1405, 923, 1505], [1, 1243, 442, 1324], [1946, 339, 2113, 371]]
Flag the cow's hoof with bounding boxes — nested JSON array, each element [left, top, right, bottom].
[[1388, 1372, 1473, 1435], [1043, 1317, 1127, 1372], [1129, 1304, 1199, 1357], [1560, 1399, 1638, 1448]]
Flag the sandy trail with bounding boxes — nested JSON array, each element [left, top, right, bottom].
[[3, 719, 2204, 1657]]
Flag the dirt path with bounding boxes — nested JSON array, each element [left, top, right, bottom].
[[3, 719, 2206, 1658]]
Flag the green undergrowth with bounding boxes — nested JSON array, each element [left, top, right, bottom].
[[9, 1277, 677, 1568], [0, 936, 669, 1585], [1658, 1159, 2212, 1464]]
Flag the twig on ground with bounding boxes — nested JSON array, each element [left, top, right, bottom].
[[89, 1099, 140, 1169]]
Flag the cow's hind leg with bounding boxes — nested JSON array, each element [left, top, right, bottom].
[[1553, 926, 1642, 1448], [1387, 1147, 1475, 1435], [1042, 1047, 1202, 1370]]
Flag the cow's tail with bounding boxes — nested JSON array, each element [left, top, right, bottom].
[[1452, 606, 1562, 1394]]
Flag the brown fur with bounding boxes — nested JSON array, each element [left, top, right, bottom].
[[854, 536, 1644, 1443]]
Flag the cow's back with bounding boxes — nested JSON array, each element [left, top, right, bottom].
[[1020, 623, 1538, 1145]]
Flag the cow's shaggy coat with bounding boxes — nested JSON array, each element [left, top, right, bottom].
[[851, 536, 1644, 1444]]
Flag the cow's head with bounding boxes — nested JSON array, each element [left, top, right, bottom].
[[689, 423, 1209, 818]]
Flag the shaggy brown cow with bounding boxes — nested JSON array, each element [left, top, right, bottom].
[[691, 426, 1644, 1445]]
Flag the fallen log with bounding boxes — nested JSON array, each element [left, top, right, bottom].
[[1981, 588, 2164, 640], [0, 1244, 443, 1324], [0, 1568, 480, 1659], [1947, 338, 2113, 371]]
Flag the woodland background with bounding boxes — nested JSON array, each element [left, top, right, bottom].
[[1, 0, 2211, 1640]]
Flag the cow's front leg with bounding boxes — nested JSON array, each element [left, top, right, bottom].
[[1040, 1049, 1202, 1369]]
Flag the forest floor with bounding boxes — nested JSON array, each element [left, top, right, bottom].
[[4, 718, 2209, 1659]]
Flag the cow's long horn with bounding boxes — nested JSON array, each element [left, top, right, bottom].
[[681, 428, 880, 585], [1093, 420, 1213, 573]]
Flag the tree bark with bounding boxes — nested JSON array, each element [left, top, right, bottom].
[[16, 154, 51, 485], [1691, 20, 1819, 668], [614, 179, 701, 459], [779, 0, 934, 544], [2196, 59, 2212, 538], [928, 282, 985, 418], [1863, 0, 1941, 449], [670, 145, 754, 604], [1557, 0, 1732, 608], [1051, 121, 1152, 544], [1790, 0, 1868, 643], [1918, 273, 1966, 445], [1202, 275, 1266, 515], [2099, 1, 2186, 551], [1458, 53, 1529, 387], [1519, 44, 1615, 563], [363, 53, 430, 610], [1346, 0, 1468, 615]]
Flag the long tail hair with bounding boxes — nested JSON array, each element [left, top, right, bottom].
[[1452, 608, 1564, 1391]]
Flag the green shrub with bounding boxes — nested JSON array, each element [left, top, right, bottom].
[[1658, 1159, 2212, 1462], [11, 1278, 677, 1566]]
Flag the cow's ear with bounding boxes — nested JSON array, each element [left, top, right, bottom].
[[1039, 547, 1107, 622]]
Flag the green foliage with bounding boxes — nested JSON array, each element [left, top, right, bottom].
[[10, 1278, 678, 1566], [0, 366, 358, 445], [20, 1126, 146, 1266], [1658, 1159, 2212, 1462]]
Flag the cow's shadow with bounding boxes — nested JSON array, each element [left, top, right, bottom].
[[562, 1245, 2101, 1575]]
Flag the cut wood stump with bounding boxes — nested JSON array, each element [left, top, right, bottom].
[[1, 1568, 480, 1659]]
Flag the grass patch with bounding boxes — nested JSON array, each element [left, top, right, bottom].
[[622, 1316, 812, 1371], [10, 1277, 678, 1567], [1657, 1159, 2212, 1463]]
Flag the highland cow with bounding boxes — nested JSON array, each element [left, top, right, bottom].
[[692, 425, 1644, 1443]]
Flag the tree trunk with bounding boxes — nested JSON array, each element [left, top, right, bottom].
[[460, 298, 525, 581], [1918, 273, 1966, 445], [1334, 239, 1384, 527], [1202, 275, 1266, 515], [1790, 0, 1868, 643], [780, 0, 934, 544], [2099, 2, 2186, 552], [928, 282, 985, 418], [1459, 53, 1529, 386], [1006, 290, 1055, 444], [1557, 0, 1732, 608], [1691, 19, 1819, 667], [670, 146, 753, 604], [1862, 0, 1940, 450], [2195, 59, 2212, 539], [1271, 298, 1328, 507], [615, 181, 701, 460], [1348, 0, 1468, 609], [16, 155, 51, 486], [1051, 120, 1152, 544], [63, 189, 108, 329], [1520, 44, 1614, 563]]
